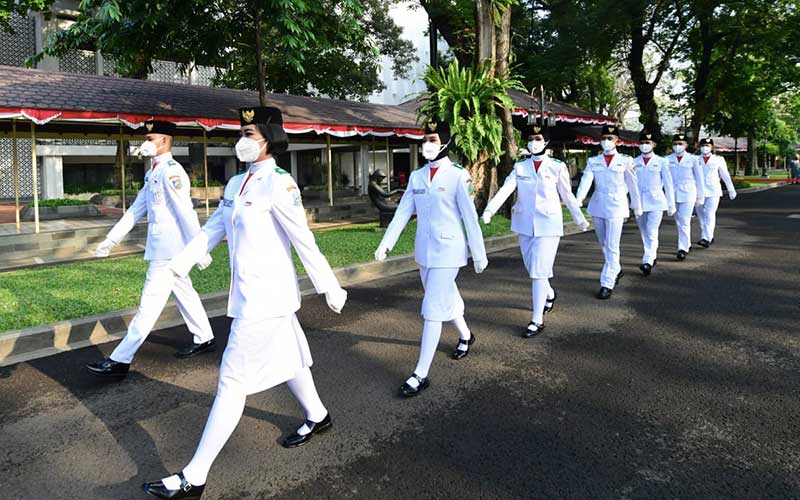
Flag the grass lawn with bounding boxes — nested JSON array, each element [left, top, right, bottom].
[[0, 215, 519, 332]]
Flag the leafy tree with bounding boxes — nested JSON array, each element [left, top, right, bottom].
[[420, 0, 523, 208], [418, 60, 525, 211], [32, 0, 416, 101], [0, 0, 53, 32]]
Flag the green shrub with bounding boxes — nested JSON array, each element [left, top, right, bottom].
[[733, 181, 752, 189], [190, 178, 225, 187], [30, 199, 91, 208]]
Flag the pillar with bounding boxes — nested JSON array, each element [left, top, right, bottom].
[[40, 155, 64, 200]]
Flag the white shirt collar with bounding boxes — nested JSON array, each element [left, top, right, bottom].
[[430, 157, 452, 168], [152, 151, 173, 165], [249, 157, 276, 174]]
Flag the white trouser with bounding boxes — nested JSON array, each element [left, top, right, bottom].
[[636, 211, 664, 265], [110, 259, 214, 364], [695, 195, 721, 241], [674, 202, 695, 252], [593, 217, 624, 289]]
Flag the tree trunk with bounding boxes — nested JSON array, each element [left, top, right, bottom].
[[628, 23, 661, 138], [689, 7, 714, 144], [494, 5, 515, 205], [746, 134, 756, 176], [254, 8, 267, 106], [468, 151, 493, 213], [475, 0, 496, 70]]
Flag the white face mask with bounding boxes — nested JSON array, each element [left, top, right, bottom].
[[600, 139, 616, 152], [235, 137, 267, 163], [673, 144, 686, 154], [639, 143, 653, 154], [700, 145, 712, 155], [528, 140, 548, 156], [421, 140, 447, 161], [138, 137, 163, 158]]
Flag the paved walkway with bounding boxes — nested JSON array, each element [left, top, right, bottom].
[[0, 186, 797, 499]]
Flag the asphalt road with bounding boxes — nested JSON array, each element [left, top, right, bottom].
[[1, 186, 798, 500]]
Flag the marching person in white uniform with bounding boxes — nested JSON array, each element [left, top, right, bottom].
[[634, 129, 676, 276], [86, 120, 215, 378], [374, 118, 487, 398], [142, 107, 348, 500], [667, 133, 705, 260], [576, 124, 642, 300], [482, 121, 589, 337], [694, 137, 737, 248]]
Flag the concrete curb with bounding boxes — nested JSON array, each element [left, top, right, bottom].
[[734, 182, 788, 194], [0, 223, 587, 366]]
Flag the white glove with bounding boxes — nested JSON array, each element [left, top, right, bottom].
[[577, 220, 591, 232], [635, 209, 644, 218], [325, 287, 348, 314], [197, 254, 213, 271], [729, 191, 737, 200], [473, 259, 488, 274], [482, 210, 493, 225], [696, 197, 705, 206], [95, 238, 116, 258], [576, 198, 584, 208], [374, 244, 390, 262], [667, 208, 676, 217]]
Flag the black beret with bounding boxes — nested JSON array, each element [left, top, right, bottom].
[[601, 124, 620, 137], [639, 129, 657, 142], [239, 106, 283, 126], [424, 118, 450, 137], [672, 133, 688, 142], [698, 137, 714, 146], [143, 120, 176, 136]]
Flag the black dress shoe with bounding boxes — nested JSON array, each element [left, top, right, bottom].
[[653, 259, 658, 267], [596, 287, 613, 300], [451, 333, 476, 360], [143, 472, 204, 499], [399, 373, 430, 398], [677, 250, 687, 260], [640, 263, 652, 276], [175, 339, 216, 359], [543, 290, 557, 314], [86, 358, 130, 378], [522, 322, 544, 338], [709, 238, 715, 245], [281, 413, 333, 448], [615, 270, 624, 284], [698, 238, 710, 248]]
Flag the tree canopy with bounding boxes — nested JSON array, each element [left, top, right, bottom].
[[29, 0, 416, 101]]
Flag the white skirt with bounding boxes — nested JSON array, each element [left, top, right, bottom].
[[218, 313, 312, 396], [419, 267, 464, 321], [519, 234, 561, 279]]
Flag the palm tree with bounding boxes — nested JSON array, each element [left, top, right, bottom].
[[419, 60, 525, 211]]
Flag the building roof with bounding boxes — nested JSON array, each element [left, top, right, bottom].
[[399, 90, 616, 126], [0, 65, 423, 139]]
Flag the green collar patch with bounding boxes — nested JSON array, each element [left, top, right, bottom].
[[274, 167, 290, 175]]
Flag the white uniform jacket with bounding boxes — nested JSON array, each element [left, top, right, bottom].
[[107, 152, 201, 261], [379, 157, 487, 269], [485, 155, 587, 237], [171, 158, 340, 320], [667, 153, 705, 204], [697, 154, 736, 198], [576, 152, 642, 219], [634, 154, 676, 213]]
